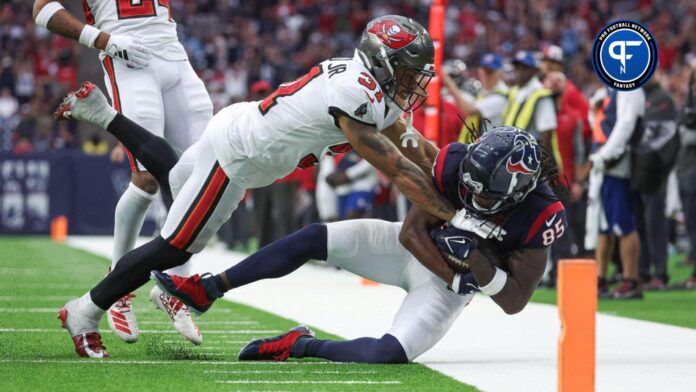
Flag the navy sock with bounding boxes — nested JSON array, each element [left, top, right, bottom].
[[291, 334, 408, 364], [213, 223, 328, 292]]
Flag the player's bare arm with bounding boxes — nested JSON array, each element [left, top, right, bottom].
[[399, 206, 455, 284], [441, 72, 480, 116], [33, 0, 151, 68], [33, 1, 109, 49], [466, 246, 548, 314], [338, 114, 456, 222], [382, 117, 440, 175]]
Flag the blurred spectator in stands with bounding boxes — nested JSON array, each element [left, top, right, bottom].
[[0, 87, 19, 122], [586, 86, 645, 299], [82, 134, 109, 156], [543, 71, 587, 286], [325, 151, 378, 220], [540, 45, 591, 143], [411, 95, 463, 146], [503, 51, 557, 153], [316, 155, 339, 223], [442, 53, 508, 143], [636, 77, 678, 290], [54, 121, 78, 150], [12, 137, 34, 155], [248, 80, 300, 247], [677, 68, 696, 289]]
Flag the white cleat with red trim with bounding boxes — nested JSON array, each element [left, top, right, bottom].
[[149, 285, 202, 345], [58, 299, 109, 358], [53, 81, 117, 129], [107, 294, 139, 343]]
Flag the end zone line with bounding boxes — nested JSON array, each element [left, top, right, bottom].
[[0, 328, 280, 334], [215, 380, 401, 385], [205, 370, 378, 375], [0, 359, 355, 365]]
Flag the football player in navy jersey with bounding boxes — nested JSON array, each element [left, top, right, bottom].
[[152, 126, 568, 364]]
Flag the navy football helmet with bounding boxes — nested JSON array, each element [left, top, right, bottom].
[[459, 127, 542, 215]]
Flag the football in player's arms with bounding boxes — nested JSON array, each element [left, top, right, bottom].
[[431, 225, 506, 276]]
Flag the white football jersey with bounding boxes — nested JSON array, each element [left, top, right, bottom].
[[82, 0, 187, 61], [208, 53, 402, 188]]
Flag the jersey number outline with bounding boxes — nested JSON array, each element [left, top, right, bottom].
[[542, 218, 565, 246], [116, 0, 171, 20], [358, 72, 383, 103], [258, 65, 324, 115]]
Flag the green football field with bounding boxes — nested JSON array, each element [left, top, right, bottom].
[[0, 238, 475, 391]]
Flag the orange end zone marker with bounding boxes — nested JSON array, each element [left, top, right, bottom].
[[51, 215, 68, 243], [558, 259, 597, 392]]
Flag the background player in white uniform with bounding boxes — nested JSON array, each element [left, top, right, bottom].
[[33, 0, 212, 344]]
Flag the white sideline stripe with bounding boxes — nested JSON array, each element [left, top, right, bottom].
[[0, 359, 351, 365], [205, 370, 378, 375], [2, 283, 77, 289], [0, 308, 61, 313], [0, 296, 73, 301], [0, 328, 280, 334], [139, 320, 257, 325], [164, 340, 248, 344], [0, 308, 240, 315], [216, 380, 400, 385]]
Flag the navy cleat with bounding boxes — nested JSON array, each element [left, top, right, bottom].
[[239, 325, 315, 361], [150, 271, 222, 315]]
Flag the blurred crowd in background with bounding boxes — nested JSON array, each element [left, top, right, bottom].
[[1, 0, 695, 293]]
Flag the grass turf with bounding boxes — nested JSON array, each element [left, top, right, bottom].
[[0, 237, 475, 392], [531, 254, 696, 329]]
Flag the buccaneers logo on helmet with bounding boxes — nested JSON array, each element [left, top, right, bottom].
[[367, 19, 417, 50]]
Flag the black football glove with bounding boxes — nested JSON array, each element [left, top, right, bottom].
[[431, 225, 480, 273]]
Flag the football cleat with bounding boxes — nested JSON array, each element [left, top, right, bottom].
[[58, 299, 109, 358], [150, 271, 222, 315], [107, 294, 139, 343], [239, 325, 315, 362], [53, 81, 118, 129], [149, 285, 202, 345], [684, 277, 696, 290], [609, 280, 644, 300]]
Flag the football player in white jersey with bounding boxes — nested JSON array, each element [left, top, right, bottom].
[[53, 15, 487, 357], [33, 0, 211, 344]]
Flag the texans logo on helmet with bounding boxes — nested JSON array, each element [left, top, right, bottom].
[[368, 19, 417, 49], [505, 134, 540, 175]]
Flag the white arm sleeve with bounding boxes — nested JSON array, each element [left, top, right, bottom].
[[597, 89, 646, 160], [345, 159, 375, 180], [475, 95, 507, 123], [534, 97, 558, 133]]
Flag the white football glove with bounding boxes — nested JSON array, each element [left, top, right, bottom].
[[104, 34, 152, 69], [450, 209, 507, 241], [589, 152, 605, 172]]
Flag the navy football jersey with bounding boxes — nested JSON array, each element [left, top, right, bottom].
[[432, 142, 567, 254]]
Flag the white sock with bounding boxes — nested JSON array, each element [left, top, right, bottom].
[[78, 292, 106, 320], [112, 182, 156, 269], [165, 261, 191, 277]]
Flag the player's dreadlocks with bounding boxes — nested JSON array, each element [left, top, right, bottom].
[[458, 116, 569, 202]]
